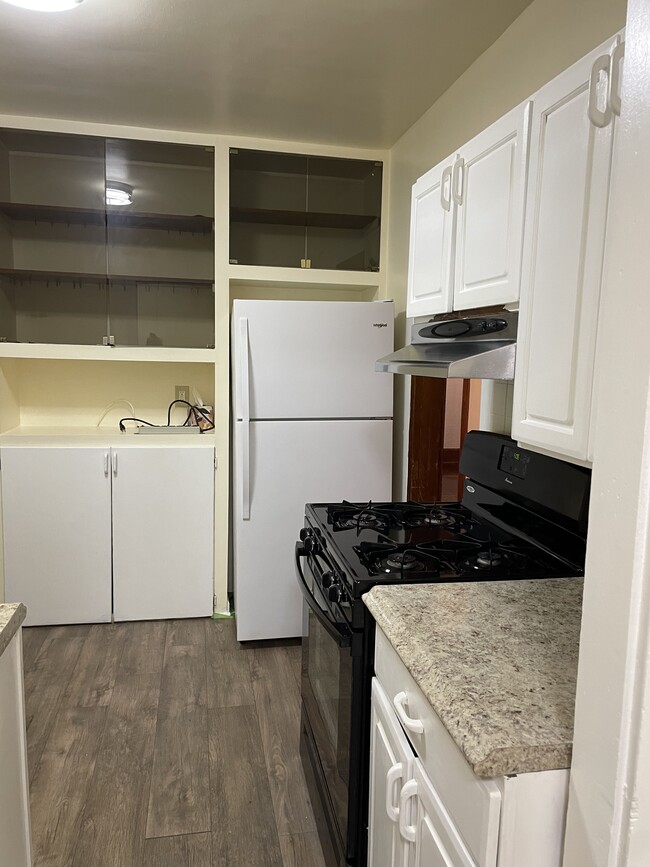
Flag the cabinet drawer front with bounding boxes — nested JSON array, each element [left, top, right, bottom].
[[375, 627, 500, 867]]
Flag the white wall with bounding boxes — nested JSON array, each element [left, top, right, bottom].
[[11, 359, 214, 428], [385, 0, 628, 495]]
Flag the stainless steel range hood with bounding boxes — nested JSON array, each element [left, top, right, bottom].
[[375, 312, 517, 380]]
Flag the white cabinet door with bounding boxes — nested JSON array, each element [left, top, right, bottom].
[[368, 678, 413, 867], [0, 633, 32, 867], [112, 447, 214, 621], [512, 36, 620, 460], [1, 447, 112, 627], [453, 102, 531, 311], [406, 159, 456, 318], [403, 761, 477, 867]]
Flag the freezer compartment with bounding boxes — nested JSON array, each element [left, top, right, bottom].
[[231, 299, 394, 421]]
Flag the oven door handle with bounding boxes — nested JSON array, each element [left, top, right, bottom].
[[295, 543, 352, 648]]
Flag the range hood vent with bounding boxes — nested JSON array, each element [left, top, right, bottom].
[[375, 312, 517, 380]]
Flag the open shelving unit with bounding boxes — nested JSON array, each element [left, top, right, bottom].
[[0, 267, 214, 288], [230, 205, 377, 231], [0, 201, 214, 234]]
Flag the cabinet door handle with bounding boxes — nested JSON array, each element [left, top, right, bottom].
[[104, 452, 109, 477], [451, 156, 465, 206], [440, 165, 453, 212], [610, 40, 625, 117], [393, 691, 424, 734], [112, 452, 118, 477], [398, 779, 418, 843], [588, 54, 612, 128], [386, 763, 403, 823]]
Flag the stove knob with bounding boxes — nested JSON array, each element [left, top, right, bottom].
[[328, 585, 341, 603], [321, 571, 334, 589], [304, 534, 321, 555], [299, 527, 312, 542]]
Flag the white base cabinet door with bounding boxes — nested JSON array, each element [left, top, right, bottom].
[[512, 34, 622, 461], [1, 447, 112, 627], [112, 447, 215, 621], [402, 761, 477, 867], [453, 102, 531, 311], [0, 632, 33, 867], [368, 678, 413, 867]]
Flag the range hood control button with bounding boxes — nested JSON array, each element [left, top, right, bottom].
[[430, 320, 472, 338]]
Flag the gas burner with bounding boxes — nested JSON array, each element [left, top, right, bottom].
[[423, 510, 455, 527], [339, 513, 385, 530], [354, 541, 442, 577], [476, 550, 503, 569], [385, 552, 421, 571]]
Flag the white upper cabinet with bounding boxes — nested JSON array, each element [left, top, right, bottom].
[[406, 159, 457, 317], [407, 101, 531, 318], [512, 34, 623, 462], [453, 102, 531, 311]]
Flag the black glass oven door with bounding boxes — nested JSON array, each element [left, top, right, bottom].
[[296, 544, 353, 852]]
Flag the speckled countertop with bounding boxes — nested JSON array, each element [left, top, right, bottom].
[[0, 603, 27, 658], [364, 579, 583, 778]]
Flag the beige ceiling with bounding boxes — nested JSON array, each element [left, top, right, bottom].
[[0, 0, 532, 149]]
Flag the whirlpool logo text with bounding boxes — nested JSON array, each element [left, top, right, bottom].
[[373, 323, 388, 328]]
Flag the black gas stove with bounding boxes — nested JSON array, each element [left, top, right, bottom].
[[296, 431, 591, 867]]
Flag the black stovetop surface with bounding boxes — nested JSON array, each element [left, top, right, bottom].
[[306, 500, 579, 597]]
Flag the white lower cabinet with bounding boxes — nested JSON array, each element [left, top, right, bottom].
[[1, 447, 113, 627], [369, 628, 570, 867], [0, 630, 33, 867], [112, 447, 214, 621], [369, 678, 413, 867], [0, 445, 215, 625]]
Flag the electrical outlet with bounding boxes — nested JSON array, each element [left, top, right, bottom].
[[175, 385, 190, 404]]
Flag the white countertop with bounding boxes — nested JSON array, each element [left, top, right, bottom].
[[0, 426, 217, 448]]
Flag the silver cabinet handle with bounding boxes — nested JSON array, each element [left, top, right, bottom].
[[104, 452, 109, 476], [452, 156, 465, 206], [440, 164, 453, 212], [112, 451, 118, 477], [610, 40, 625, 117], [588, 54, 612, 128]]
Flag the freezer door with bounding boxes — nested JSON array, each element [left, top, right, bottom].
[[232, 419, 393, 641], [232, 300, 394, 420]]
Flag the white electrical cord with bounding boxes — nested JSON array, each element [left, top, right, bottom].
[[96, 399, 136, 428]]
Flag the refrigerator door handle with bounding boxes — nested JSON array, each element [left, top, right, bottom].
[[238, 316, 250, 422], [238, 316, 251, 520], [241, 419, 250, 520]]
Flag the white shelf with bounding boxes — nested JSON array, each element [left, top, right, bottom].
[[227, 264, 381, 291], [0, 426, 217, 448], [0, 344, 218, 364]]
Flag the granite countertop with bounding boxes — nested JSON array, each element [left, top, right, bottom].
[[0, 603, 27, 658], [364, 579, 582, 778]]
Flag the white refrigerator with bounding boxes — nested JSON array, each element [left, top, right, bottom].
[[231, 299, 394, 641]]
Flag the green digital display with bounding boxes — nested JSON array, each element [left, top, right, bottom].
[[499, 446, 530, 479]]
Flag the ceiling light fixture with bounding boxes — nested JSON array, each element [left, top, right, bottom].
[[1, 0, 85, 10], [105, 181, 133, 207]]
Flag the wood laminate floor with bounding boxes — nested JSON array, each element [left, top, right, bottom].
[[22, 618, 327, 867]]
